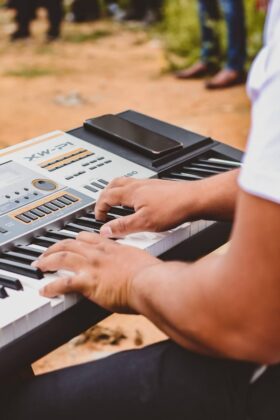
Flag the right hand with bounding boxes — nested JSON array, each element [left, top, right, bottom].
[[95, 177, 198, 238]]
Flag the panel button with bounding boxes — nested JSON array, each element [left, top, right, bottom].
[[15, 214, 32, 223], [97, 157, 104, 161], [98, 179, 109, 185], [66, 176, 74, 180], [30, 208, 45, 218], [84, 185, 98, 193], [91, 182, 105, 190], [37, 205, 52, 215], [33, 179, 57, 191], [63, 194, 78, 203], [97, 163, 104, 167], [23, 211, 39, 221], [105, 160, 112, 164], [0, 227, 8, 234], [56, 196, 72, 206], [51, 199, 66, 209], [89, 166, 97, 170], [44, 203, 59, 212]]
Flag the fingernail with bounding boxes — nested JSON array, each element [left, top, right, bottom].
[[101, 226, 113, 237], [39, 287, 45, 296], [31, 260, 39, 268]]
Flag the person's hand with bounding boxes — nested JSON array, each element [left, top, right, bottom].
[[95, 177, 197, 238], [34, 232, 162, 312], [256, 0, 269, 11]]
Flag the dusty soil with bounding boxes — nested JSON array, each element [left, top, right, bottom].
[[0, 9, 250, 375]]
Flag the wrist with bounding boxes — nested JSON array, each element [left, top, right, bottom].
[[128, 261, 165, 314]]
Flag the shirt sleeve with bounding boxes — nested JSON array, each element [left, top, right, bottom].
[[239, 42, 280, 204]]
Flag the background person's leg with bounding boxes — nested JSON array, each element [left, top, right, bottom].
[[45, 0, 63, 40], [199, 0, 221, 65], [219, 0, 246, 71], [3, 340, 256, 420]]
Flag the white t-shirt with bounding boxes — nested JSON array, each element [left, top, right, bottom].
[[239, 0, 280, 204]]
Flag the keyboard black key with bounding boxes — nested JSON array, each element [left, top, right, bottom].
[[0, 274, 23, 291], [33, 236, 59, 248], [63, 194, 78, 203], [0, 286, 8, 299], [0, 259, 43, 279], [108, 207, 135, 217], [169, 172, 203, 181], [46, 231, 76, 241], [66, 223, 98, 234], [37, 205, 52, 215], [182, 166, 221, 175], [13, 246, 43, 257], [191, 162, 231, 172], [2, 251, 37, 265], [74, 217, 103, 230]]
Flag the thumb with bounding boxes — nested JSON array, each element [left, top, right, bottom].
[[100, 213, 144, 238]]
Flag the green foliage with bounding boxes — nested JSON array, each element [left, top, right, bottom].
[[160, 0, 266, 70], [4, 67, 60, 78], [64, 28, 112, 43]]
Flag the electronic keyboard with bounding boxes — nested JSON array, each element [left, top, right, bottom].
[[0, 110, 243, 378]]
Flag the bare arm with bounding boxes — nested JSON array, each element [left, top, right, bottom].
[[130, 191, 280, 364], [95, 170, 239, 238], [37, 185, 280, 364]]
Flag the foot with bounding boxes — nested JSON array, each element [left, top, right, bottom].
[[205, 69, 246, 90], [175, 62, 219, 80], [10, 30, 30, 42]]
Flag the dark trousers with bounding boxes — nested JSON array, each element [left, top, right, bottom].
[[15, 0, 63, 36], [3, 339, 274, 420], [199, 0, 246, 71]]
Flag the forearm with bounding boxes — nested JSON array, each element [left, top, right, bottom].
[[129, 191, 280, 364], [188, 169, 239, 221]]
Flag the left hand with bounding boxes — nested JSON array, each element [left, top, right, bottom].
[[34, 232, 161, 313]]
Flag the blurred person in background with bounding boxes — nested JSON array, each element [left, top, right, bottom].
[[176, 0, 247, 89], [70, 0, 101, 23], [123, 0, 163, 24], [10, 0, 63, 42]]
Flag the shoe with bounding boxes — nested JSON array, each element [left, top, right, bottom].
[[205, 69, 246, 90], [46, 30, 60, 43], [10, 30, 30, 42], [175, 62, 219, 80]]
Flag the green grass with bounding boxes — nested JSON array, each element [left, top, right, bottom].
[[4, 66, 60, 78], [160, 0, 266, 70], [63, 28, 112, 43]]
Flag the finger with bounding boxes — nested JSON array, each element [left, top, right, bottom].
[[33, 251, 87, 273], [95, 187, 131, 221], [77, 231, 112, 246], [108, 177, 135, 189], [100, 209, 149, 238], [40, 274, 86, 298], [38, 239, 91, 259]]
